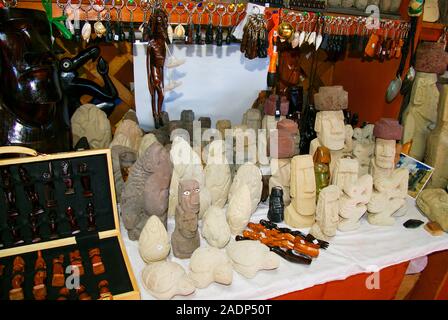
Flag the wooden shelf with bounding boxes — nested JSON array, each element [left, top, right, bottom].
[[421, 21, 447, 42]]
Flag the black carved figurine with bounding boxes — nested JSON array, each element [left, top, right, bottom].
[[86, 202, 96, 232], [42, 163, 57, 208], [61, 161, 75, 195], [18, 166, 44, 216], [267, 186, 284, 223]]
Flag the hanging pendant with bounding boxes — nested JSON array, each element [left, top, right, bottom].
[[82, 22, 92, 43], [66, 19, 75, 35], [174, 24, 185, 38], [291, 31, 300, 48], [307, 31, 316, 45], [298, 31, 306, 47], [94, 21, 106, 38], [315, 33, 323, 50], [167, 24, 174, 43]]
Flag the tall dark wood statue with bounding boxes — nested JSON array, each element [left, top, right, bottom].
[[146, 7, 170, 129]]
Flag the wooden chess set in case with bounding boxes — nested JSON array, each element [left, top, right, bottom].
[[0, 146, 139, 300]]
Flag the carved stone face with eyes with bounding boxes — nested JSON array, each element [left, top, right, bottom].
[[178, 179, 200, 214]]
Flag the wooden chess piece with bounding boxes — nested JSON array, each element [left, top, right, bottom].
[[56, 287, 70, 300], [48, 210, 59, 240], [1, 167, 20, 218], [79, 163, 93, 197], [52, 254, 65, 287], [8, 218, 24, 245], [18, 165, 44, 216], [33, 250, 47, 300], [98, 280, 113, 300], [61, 161, 75, 195], [89, 248, 105, 275], [9, 256, 25, 300], [268, 187, 284, 223], [69, 250, 85, 276], [77, 285, 92, 300], [30, 215, 42, 243], [66, 206, 80, 235], [42, 162, 57, 208], [86, 202, 96, 232]]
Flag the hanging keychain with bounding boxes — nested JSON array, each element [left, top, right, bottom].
[[315, 15, 324, 50], [113, 0, 125, 42], [57, 0, 74, 36], [105, 2, 114, 42], [126, 0, 137, 43], [174, 3, 186, 41], [93, 0, 106, 39], [70, 0, 82, 42], [139, 0, 150, 40], [205, 2, 216, 44], [81, 0, 92, 43], [307, 15, 317, 46], [215, 4, 225, 46], [195, 2, 205, 44], [184, 2, 194, 44], [164, 2, 174, 43], [225, 3, 235, 45]]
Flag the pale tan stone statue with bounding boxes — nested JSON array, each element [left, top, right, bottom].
[[417, 188, 448, 232], [226, 240, 280, 279], [204, 140, 232, 208], [261, 115, 286, 161], [71, 104, 111, 149], [227, 184, 253, 235], [310, 185, 341, 241], [353, 140, 375, 176], [242, 108, 262, 131], [138, 216, 171, 263], [141, 261, 195, 300], [202, 206, 231, 248], [188, 247, 233, 289], [402, 72, 439, 161], [353, 124, 375, 144], [367, 167, 409, 226], [369, 118, 403, 180], [168, 136, 211, 218], [331, 157, 359, 190], [111, 145, 133, 202], [109, 119, 143, 152], [338, 174, 373, 232], [232, 125, 258, 165], [138, 133, 159, 158], [425, 85, 448, 189], [269, 158, 291, 206], [228, 163, 262, 213], [285, 155, 316, 228]]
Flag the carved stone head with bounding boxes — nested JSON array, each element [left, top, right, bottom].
[[314, 111, 346, 151], [178, 179, 200, 215], [315, 185, 340, 237]]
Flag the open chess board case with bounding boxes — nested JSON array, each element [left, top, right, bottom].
[[0, 147, 140, 300]]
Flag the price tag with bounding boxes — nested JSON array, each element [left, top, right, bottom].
[[114, 34, 119, 41]]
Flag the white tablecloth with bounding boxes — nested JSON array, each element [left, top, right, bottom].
[[120, 197, 448, 300]]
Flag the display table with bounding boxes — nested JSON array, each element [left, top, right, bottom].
[[120, 197, 448, 300]]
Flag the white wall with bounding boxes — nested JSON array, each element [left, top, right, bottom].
[[134, 42, 269, 131]]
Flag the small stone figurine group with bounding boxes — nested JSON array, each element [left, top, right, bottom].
[[0, 161, 96, 246], [7, 248, 108, 300]]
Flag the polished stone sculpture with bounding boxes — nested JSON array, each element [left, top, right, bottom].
[[202, 206, 231, 248], [171, 180, 201, 259], [109, 119, 143, 152], [367, 167, 409, 226], [369, 118, 403, 179], [268, 186, 284, 223], [313, 146, 331, 199], [285, 155, 316, 228], [121, 142, 173, 240], [111, 145, 134, 202], [204, 140, 232, 208], [168, 137, 211, 218], [141, 261, 195, 300], [353, 125, 375, 176], [138, 133, 159, 158], [271, 119, 299, 159], [310, 185, 341, 241], [227, 183, 253, 235], [226, 240, 280, 279], [228, 163, 262, 214], [402, 72, 439, 161], [71, 104, 111, 149], [416, 188, 448, 232], [331, 157, 359, 190], [242, 108, 262, 131], [189, 247, 233, 289], [138, 216, 171, 263], [338, 174, 373, 231], [269, 158, 291, 206], [425, 85, 448, 188]]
